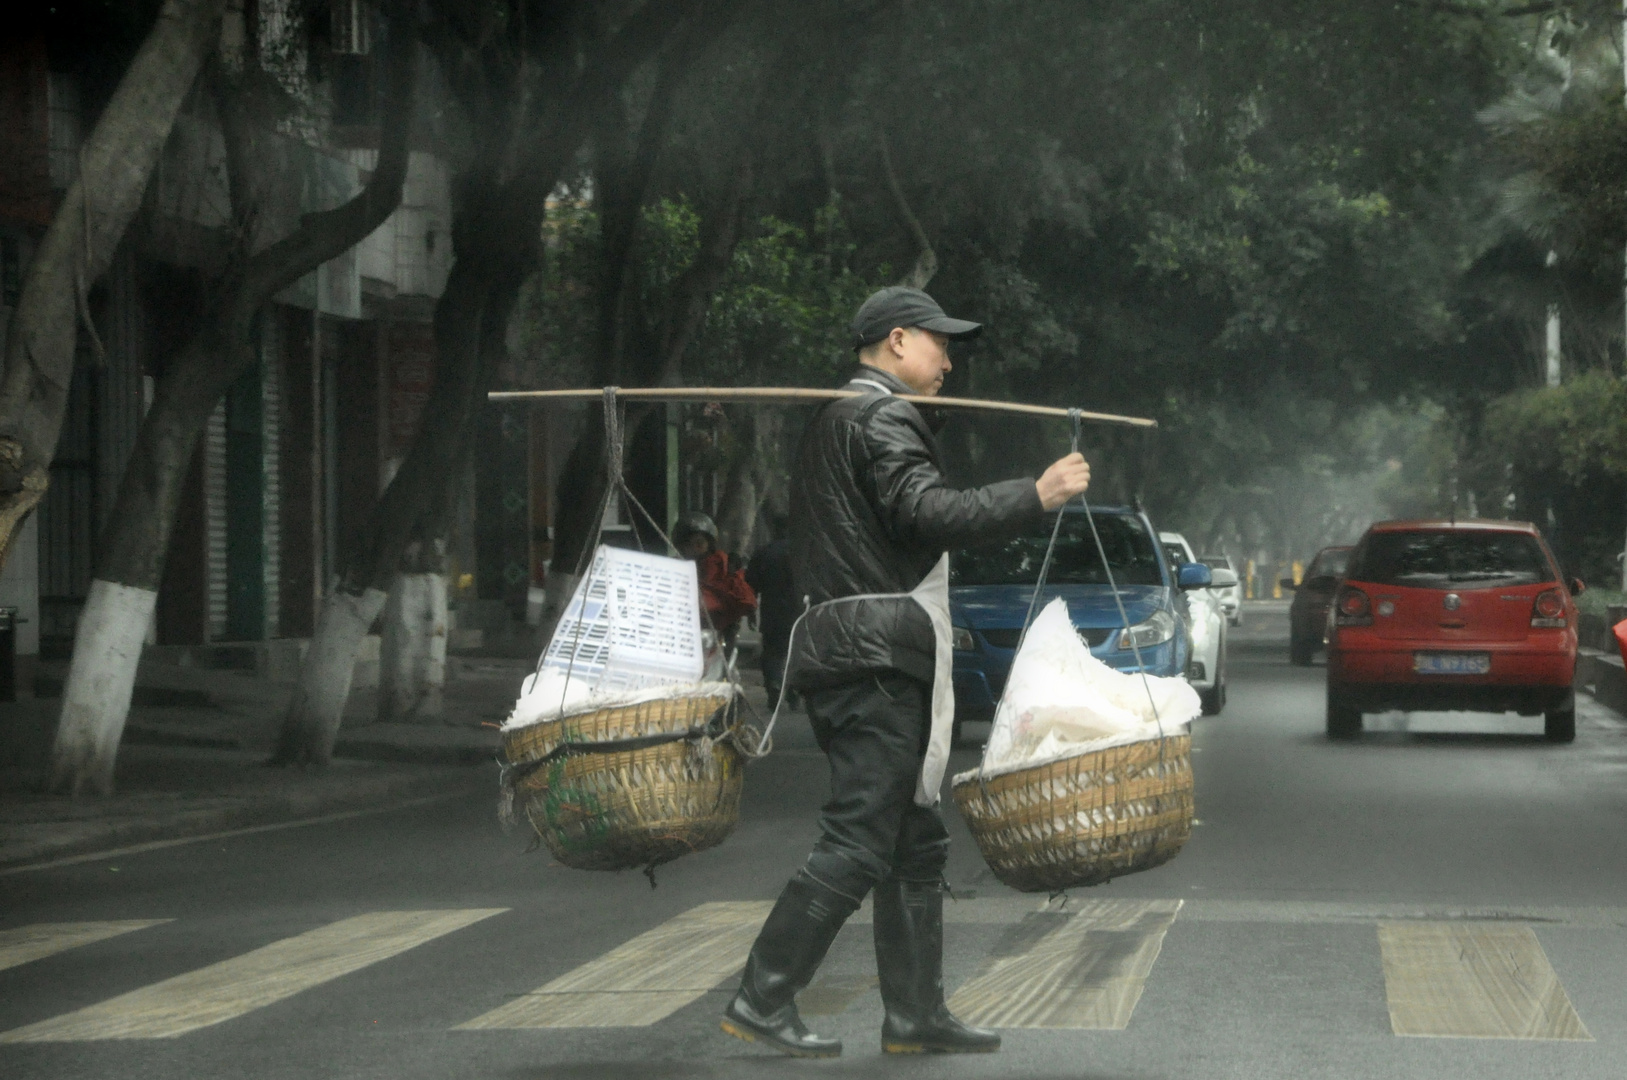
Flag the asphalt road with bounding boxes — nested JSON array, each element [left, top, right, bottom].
[[5, 604, 1627, 1080]]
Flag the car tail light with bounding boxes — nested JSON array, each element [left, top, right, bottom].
[[1531, 588, 1567, 628], [1335, 586, 1371, 627]]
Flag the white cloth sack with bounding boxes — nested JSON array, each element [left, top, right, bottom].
[[502, 674, 736, 732], [911, 554, 955, 808], [963, 597, 1201, 782]]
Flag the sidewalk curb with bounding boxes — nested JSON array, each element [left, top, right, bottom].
[[0, 766, 495, 872], [1578, 648, 1627, 717]]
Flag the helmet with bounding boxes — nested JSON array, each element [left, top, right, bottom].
[[673, 511, 719, 545]]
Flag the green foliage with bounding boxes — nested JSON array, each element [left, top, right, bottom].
[[512, 196, 880, 390], [509, 200, 599, 390], [1500, 89, 1627, 255], [666, 200, 879, 386], [513, 0, 1620, 565], [1484, 371, 1627, 481]]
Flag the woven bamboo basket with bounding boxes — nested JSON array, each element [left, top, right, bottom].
[[951, 732, 1193, 893], [502, 693, 743, 872]]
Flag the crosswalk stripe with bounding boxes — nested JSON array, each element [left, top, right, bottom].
[[947, 899, 1181, 1029], [456, 901, 772, 1029], [1377, 922, 1591, 1040], [0, 909, 505, 1042], [0, 921, 171, 973]]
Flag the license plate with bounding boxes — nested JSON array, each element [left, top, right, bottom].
[[1413, 652, 1490, 675]]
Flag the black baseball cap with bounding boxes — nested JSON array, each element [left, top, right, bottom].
[[850, 286, 982, 350]]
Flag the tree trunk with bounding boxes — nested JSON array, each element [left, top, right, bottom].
[[378, 505, 455, 723], [49, 582, 159, 797], [47, 25, 416, 795], [715, 408, 782, 555], [271, 587, 391, 763], [379, 571, 449, 723], [271, 0, 720, 763], [271, 251, 519, 764], [0, 0, 227, 575], [548, 146, 757, 581], [877, 126, 937, 289]]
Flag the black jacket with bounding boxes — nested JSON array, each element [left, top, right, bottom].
[[744, 537, 796, 640], [788, 366, 1045, 687]]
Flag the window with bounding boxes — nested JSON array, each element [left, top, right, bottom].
[[1348, 531, 1552, 590], [1306, 547, 1351, 581], [953, 513, 1164, 587]]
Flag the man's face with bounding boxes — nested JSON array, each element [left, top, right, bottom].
[[680, 533, 712, 560], [892, 328, 952, 395]]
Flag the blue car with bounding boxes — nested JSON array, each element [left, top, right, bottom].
[[949, 505, 1212, 742]]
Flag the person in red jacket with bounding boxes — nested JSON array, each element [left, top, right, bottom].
[[674, 512, 756, 640]]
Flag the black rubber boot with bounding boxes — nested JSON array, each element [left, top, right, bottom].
[[720, 872, 857, 1058], [874, 877, 1001, 1054]]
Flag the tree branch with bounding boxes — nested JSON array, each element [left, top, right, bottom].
[[878, 125, 937, 289], [592, 0, 749, 384], [231, 16, 417, 319]]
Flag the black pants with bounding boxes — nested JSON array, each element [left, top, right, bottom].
[[799, 672, 950, 902]]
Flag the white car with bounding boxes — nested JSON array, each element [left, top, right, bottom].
[[1159, 531, 1233, 715], [1201, 553, 1243, 626]]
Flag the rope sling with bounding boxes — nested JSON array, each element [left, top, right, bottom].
[[499, 388, 1191, 889], [976, 407, 1168, 794]]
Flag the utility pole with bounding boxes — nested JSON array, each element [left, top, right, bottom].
[[1621, 1, 1627, 590], [1546, 250, 1562, 388]]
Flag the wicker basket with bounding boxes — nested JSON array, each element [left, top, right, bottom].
[[951, 733, 1193, 893], [502, 693, 743, 872]]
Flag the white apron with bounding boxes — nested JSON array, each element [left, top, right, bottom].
[[909, 553, 955, 807], [764, 555, 956, 808]]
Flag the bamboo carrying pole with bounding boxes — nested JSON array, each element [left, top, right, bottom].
[[487, 386, 1157, 429]]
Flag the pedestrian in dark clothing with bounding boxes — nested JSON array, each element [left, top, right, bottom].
[[719, 286, 1092, 1058], [744, 526, 796, 701]]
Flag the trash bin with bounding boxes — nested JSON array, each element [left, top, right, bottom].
[[0, 607, 15, 703]]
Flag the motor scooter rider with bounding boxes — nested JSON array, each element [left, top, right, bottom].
[[673, 511, 756, 646]]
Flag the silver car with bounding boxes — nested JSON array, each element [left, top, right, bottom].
[[1201, 554, 1243, 626], [1159, 531, 1234, 715]]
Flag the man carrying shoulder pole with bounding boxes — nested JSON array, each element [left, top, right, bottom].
[[720, 286, 1092, 1057]]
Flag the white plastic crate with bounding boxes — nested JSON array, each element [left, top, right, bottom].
[[541, 545, 705, 693]]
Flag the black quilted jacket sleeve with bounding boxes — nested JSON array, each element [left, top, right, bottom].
[[786, 382, 1046, 689], [863, 398, 1043, 550]]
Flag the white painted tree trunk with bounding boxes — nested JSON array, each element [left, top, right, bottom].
[[379, 572, 447, 723], [274, 587, 388, 765], [49, 580, 157, 797]]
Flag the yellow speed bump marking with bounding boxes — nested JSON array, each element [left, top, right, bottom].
[[0, 921, 171, 973], [457, 901, 772, 1029], [0, 909, 504, 1041], [1378, 922, 1591, 1040]]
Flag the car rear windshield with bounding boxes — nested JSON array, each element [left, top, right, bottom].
[[1347, 531, 1553, 590], [1306, 548, 1351, 580], [953, 513, 1164, 587]]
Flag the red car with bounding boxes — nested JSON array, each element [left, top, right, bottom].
[[1325, 520, 1582, 743]]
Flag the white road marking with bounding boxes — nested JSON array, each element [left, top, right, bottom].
[[0, 909, 505, 1041], [456, 901, 772, 1029], [947, 899, 1181, 1029], [0, 921, 170, 973], [1378, 922, 1592, 1040]]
